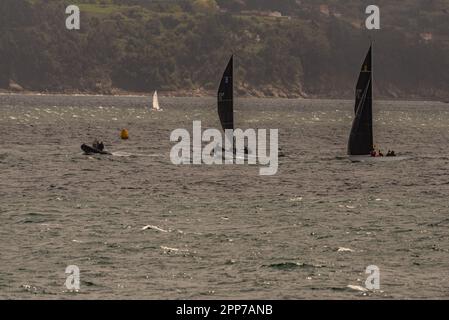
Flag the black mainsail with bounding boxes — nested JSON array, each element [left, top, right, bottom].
[[217, 55, 234, 131], [348, 45, 373, 155]]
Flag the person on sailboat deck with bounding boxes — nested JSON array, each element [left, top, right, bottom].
[[92, 139, 104, 151], [386, 150, 397, 157]]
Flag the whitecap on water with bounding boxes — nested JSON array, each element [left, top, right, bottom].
[[142, 225, 169, 232], [21, 284, 39, 292], [160, 246, 189, 253], [337, 247, 354, 252], [161, 246, 178, 251], [347, 285, 368, 292]]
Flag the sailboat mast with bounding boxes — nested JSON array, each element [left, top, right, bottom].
[[232, 54, 234, 111], [370, 41, 374, 150]]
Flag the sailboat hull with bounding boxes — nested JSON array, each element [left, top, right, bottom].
[[348, 155, 409, 163]]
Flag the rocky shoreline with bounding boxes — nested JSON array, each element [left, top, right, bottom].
[[0, 83, 308, 99], [0, 81, 447, 102]]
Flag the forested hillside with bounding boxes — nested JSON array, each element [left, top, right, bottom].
[[0, 0, 448, 99]]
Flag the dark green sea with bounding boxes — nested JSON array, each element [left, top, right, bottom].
[[0, 93, 448, 299]]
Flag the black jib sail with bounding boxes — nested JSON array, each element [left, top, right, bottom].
[[348, 45, 373, 155], [217, 55, 234, 131]]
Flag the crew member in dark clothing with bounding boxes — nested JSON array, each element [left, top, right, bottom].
[[93, 139, 104, 151], [387, 150, 396, 157]]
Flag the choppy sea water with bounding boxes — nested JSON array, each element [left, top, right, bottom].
[[0, 93, 448, 299]]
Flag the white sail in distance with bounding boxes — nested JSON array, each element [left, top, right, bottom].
[[152, 91, 161, 111]]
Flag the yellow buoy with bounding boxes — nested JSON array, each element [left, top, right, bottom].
[[121, 129, 129, 140]]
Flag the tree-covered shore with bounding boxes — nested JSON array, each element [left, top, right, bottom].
[[1, 0, 448, 100]]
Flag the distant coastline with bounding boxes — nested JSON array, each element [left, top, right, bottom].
[[1, 88, 447, 103], [2, 1, 448, 106], [0, 85, 307, 99]]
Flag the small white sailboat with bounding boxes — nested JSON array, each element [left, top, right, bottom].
[[151, 91, 162, 111]]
